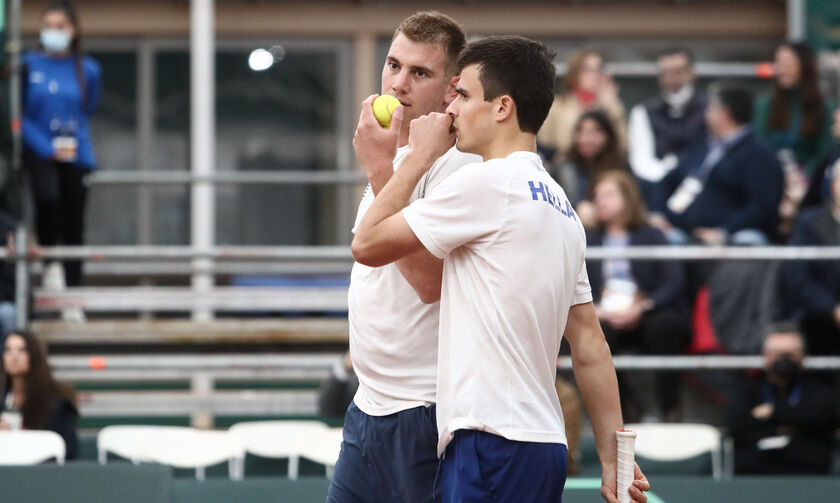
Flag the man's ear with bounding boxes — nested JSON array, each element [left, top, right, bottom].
[[495, 95, 514, 123], [443, 75, 460, 106]]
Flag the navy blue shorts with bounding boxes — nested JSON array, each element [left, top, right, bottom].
[[327, 401, 440, 503], [441, 430, 568, 503]]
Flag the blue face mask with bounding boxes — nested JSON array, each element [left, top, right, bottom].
[[40, 29, 71, 53]]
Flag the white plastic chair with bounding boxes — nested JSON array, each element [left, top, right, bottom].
[[98, 425, 245, 480], [625, 423, 724, 479], [0, 430, 66, 465], [296, 427, 344, 478], [98, 425, 193, 465], [229, 420, 329, 479], [141, 428, 245, 480]]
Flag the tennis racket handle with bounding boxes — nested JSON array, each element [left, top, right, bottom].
[[616, 430, 637, 503]]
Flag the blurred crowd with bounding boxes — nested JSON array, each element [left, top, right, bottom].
[[5, 0, 840, 478], [542, 41, 840, 474]]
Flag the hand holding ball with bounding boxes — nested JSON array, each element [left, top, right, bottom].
[[372, 95, 402, 129]]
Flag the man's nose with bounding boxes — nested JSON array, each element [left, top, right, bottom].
[[392, 70, 410, 93]]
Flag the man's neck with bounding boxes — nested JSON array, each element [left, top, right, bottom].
[[482, 131, 537, 161], [714, 124, 747, 143]]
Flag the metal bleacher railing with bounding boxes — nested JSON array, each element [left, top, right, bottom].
[[9, 55, 839, 423], [18, 243, 840, 425]]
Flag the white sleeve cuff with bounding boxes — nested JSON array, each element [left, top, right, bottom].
[[401, 205, 448, 259]]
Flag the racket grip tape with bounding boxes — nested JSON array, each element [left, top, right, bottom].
[[616, 430, 637, 503]]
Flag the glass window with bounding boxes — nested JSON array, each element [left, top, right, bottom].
[[86, 50, 139, 245], [214, 45, 341, 246]]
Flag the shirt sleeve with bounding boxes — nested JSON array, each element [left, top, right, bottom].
[[573, 254, 593, 305], [402, 163, 505, 259], [84, 57, 102, 117], [628, 105, 674, 182]]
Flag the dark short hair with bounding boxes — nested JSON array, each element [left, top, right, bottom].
[[708, 81, 753, 125], [457, 35, 556, 134], [657, 47, 695, 66], [393, 11, 466, 76]]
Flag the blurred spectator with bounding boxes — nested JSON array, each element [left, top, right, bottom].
[[557, 109, 627, 215], [0, 330, 79, 459], [628, 48, 707, 214], [317, 352, 358, 418], [586, 171, 689, 421], [555, 376, 582, 474], [801, 107, 840, 209], [781, 159, 840, 355], [754, 42, 834, 177], [754, 42, 835, 239], [537, 48, 626, 162], [659, 82, 784, 245], [0, 210, 18, 346], [728, 323, 837, 474], [23, 1, 101, 287]]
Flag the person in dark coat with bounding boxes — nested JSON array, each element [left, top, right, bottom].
[[586, 170, 690, 421], [781, 158, 840, 355], [0, 330, 78, 459], [728, 323, 837, 474], [658, 82, 784, 245]]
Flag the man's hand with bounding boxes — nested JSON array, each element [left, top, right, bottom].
[[647, 213, 672, 234], [353, 94, 404, 193], [407, 113, 455, 165], [601, 462, 651, 503], [693, 227, 726, 245], [608, 304, 644, 331], [752, 403, 773, 420], [833, 304, 840, 329]]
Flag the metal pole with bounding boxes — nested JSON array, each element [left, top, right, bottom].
[[190, 0, 215, 321], [786, 0, 806, 41], [8, 0, 29, 329]]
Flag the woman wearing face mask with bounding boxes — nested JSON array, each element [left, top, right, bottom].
[[537, 48, 627, 163], [0, 331, 79, 459], [753, 42, 835, 238], [22, 0, 101, 288]]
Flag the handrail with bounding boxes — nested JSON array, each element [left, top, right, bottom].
[[89, 170, 368, 186], [47, 354, 840, 373], [8, 245, 840, 262]]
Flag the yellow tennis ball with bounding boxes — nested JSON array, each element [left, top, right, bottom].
[[372, 94, 401, 129]]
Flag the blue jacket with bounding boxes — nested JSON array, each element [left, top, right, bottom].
[[585, 224, 687, 314], [22, 51, 101, 168], [662, 130, 784, 239], [781, 204, 840, 318]]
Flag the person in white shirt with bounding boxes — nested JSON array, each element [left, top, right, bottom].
[[627, 48, 706, 218], [352, 36, 650, 503], [328, 11, 480, 503]]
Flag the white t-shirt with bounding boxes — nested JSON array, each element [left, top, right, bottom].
[[402, 151, 592, 455], [348, 145, 481, 416]]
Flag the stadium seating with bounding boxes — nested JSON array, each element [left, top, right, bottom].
[[0, 430, 66, 465], [229, 419, 329, 478]]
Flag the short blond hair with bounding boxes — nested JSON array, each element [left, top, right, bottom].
[[393, 11, 466, 76]]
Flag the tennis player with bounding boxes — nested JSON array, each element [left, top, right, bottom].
[[353, 36, 650, 503], [328, 11, 481, 503]]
